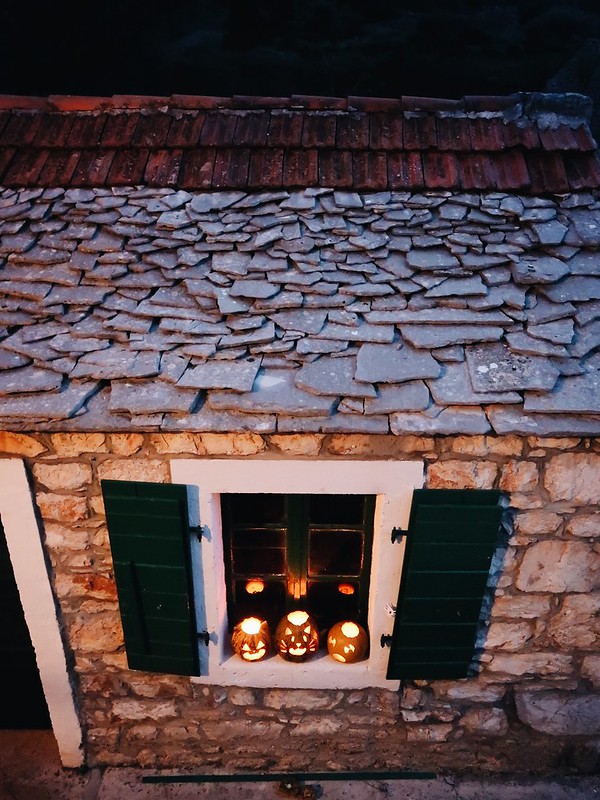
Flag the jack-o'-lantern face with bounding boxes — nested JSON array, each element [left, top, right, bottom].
[[231, 617, 271, 662], [275, 611, 319, 662], [327, 620, 368, 664]]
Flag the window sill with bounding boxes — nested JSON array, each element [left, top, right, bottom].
[[191, 648, 398, 690]]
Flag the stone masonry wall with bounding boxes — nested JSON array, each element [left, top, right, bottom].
[[1, 430, 600, 775]]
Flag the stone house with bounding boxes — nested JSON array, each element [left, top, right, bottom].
[[1, 90, 600, 776]]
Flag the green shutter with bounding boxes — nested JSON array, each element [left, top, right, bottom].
[[101, 480, 200, 676], [387, 489, 502, 680]]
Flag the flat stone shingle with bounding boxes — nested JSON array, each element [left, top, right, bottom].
[[176, 358, 261, 391], [466, 343, 561, 392]]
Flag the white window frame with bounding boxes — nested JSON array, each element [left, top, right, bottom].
[[171, 459, 423, 690]]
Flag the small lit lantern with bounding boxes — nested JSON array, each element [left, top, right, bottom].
[[245, 579, 265, 594], [337, 582, 355, 595], [327, 620, 368, 664], [275, 611, 319, 662], [231, 617, 271, 662]]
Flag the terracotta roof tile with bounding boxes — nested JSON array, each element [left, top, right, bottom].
[[353, 151, 388, 190], [165, 114, 206, 147], [436, 117, 472, 151], [336, 113, 370, 149], [526, 151, 570, 194], [100, 114, 141, 147], [37, 149, 81, 186], [468, 117, 505, 151], [318, 150, 354, 187], [132, 113, 173, 147], [3, 148, 48, 185], [0, 112, 43, 146], [369, 112, 403, 150], [302, 113, 337, 148], [67, 114, 108, 148], [213, 148, 250, 188], [32, 112, 75, 147], [179, 148, 216, 189], [107, 148, 150, 185], [0, 93, 597, 194], [267, 112, 304, 147], [249, 148, 284, 187], [144, 149, 183, 187], [457, 152, 497, 190], [71, 149, 116, 186], [283, 150, 318, 186], [387, 151, 424, 189], [199, 112, 238, 146], [232, 111, 271, 147], [422, 151, 460, 189], [403, 114, 437, 149]]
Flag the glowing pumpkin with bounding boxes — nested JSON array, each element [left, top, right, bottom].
[[231, 617, 271, 662], [327, 620, 368, 663], [275, 611, 319, 662]]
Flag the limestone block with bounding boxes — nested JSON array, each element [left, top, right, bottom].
[[566, 514, 600, 538], [582, 656, 600, 687], [491, 594, 552, 619], [527, 437, 581, 450], [427, 459, 498, 489], [446, 436, 488, 456], [487, 653, 573, 677], [97, 459, 169, 484], [33, 462, 92, 491], [460, 707, 509, 735], [516, 541, 600, 592], [544, 453, 600, 504], [109, 434, 144, 455], [50, 433, 107, 455], [150, 433, 204, 455], [112, 700, 178, 721], [71, 573, 118, 601], [327, 434, 381, 456], [70, 613, 122, 653], [0, 431, 46, 456], [487, 436, 523, 456], [406, 724, 453, 742], [289, 718, 345, 736], [433, 683, 505, 703], [514, 511, 562, 536], [515, 691, 600, 735], [548, 594, 600, 649], [264, 689, 344, 711], [499, 461, 538, 493], [43, 522, 89, 550], [269, 434, 325, 456], [485, 621, 533, 650], [227, 688, 257, 706], [197, 433, 266, 455], [36, 492, 88, 522]]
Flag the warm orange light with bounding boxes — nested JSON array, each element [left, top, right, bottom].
[[337, 583, 355, 595], [340, 621, 360, 638], [287, 610, 309, 626], [245, 579, 265, 594], [240, 617, 262, 635]]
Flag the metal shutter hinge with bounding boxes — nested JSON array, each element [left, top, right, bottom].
[[391, 527, 406, 543], [190, 526, 204, 542], [380, 635, 393, 648], [198, 631, 210, 646]]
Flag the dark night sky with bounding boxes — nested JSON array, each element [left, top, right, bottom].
[[2, 1, 600, 101]]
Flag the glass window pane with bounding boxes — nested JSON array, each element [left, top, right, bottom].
[[307, 581, 360, 632], [309, 529, 363, 575], [309, 494, 366, 525], [226, 494, 286, 525], [233, 579, 286, 630], [232, 529, 285, 549], [233, 545, 285, 575]]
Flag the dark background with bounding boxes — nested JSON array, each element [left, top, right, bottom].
[[2, 1, 600, 102]]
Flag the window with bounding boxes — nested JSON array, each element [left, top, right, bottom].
[[102, 460, 504, 690], [170, 458, 422, 689], [221, 493, 375, 635]]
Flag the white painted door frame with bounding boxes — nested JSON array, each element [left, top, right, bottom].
[[0, 459, 83, 767]]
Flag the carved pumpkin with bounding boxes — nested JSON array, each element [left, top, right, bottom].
[[231, 617, 271, 662], [327, 620, 368, 663], [275, 611, 319, 662]]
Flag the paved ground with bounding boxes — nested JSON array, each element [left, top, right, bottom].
[[0, 731, 599, 800]]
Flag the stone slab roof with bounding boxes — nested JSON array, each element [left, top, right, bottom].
[[0, 92, 599, 194]]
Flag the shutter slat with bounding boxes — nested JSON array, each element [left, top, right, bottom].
[[102, 479, 200, 676], [387, 488, 502, 680]]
